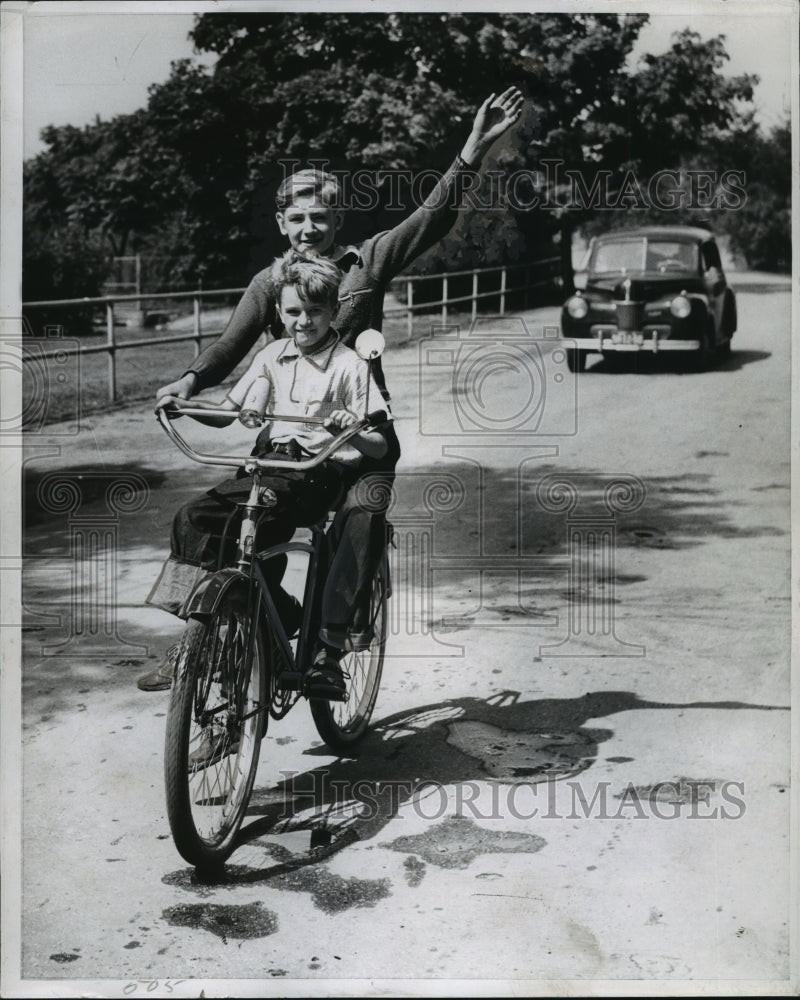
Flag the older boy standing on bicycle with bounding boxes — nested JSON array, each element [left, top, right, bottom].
[[139, 87, 524, 691], [153, 252, 388, 700]]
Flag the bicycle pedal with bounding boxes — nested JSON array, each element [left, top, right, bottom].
[[278, 670, 304, 691], [306, 686, 348, 703]]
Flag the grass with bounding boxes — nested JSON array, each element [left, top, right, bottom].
[[21, 291, 553, 427]]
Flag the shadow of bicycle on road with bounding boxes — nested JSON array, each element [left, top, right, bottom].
[[163, 686, 788, 897]]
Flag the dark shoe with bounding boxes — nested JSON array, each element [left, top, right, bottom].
[[137, 644, 180, 691], [187, 728, 240, 769], [305, 652, 348, 702]]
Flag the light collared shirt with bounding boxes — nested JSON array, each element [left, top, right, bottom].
[[227, 331, 389, 466]]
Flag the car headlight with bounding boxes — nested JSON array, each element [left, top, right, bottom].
[[670, 294, 691, 319], [566, 295, 589, 319]]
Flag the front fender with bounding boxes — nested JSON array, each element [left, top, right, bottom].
[[182, 567, 250, 620], [723, 288, 737, 336]]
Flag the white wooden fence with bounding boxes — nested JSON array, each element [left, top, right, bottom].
[[22, 257, 560, 403]]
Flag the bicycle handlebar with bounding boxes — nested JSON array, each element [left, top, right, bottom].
[[156, 402, 388, 473]]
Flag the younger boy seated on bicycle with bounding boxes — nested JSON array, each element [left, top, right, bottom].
[[149, 251, 389, 700]]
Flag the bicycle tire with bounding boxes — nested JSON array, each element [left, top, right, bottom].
[[310, 553, 388, 753], [164, 587, 267, 870]]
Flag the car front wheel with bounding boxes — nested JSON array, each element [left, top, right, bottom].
[[688, 322, 717, 372]]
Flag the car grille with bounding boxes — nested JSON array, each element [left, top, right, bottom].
[[615, 301, 642, 331]]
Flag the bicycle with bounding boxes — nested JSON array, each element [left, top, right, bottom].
[[155, 331, 391, 871]]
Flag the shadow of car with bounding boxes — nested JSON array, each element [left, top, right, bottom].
[[561, 226, 737, 372]]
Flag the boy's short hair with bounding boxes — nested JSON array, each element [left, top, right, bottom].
[[275, 169, 341, 211], [267, 250, 342, 309]]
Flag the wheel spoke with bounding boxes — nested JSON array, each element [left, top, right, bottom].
[[310, 558, 387, 750], [164, 588, 268, 868]]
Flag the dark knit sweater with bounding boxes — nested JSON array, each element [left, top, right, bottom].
[[188, 156, 474, 399]]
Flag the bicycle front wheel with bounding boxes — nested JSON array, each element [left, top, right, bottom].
[[164, 587, 267, 870], [310, 553, 388, 753]]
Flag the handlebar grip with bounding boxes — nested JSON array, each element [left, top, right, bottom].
[[155, 399, 182, 415], [239, 409, 263, 429], [366, 409, 388, 427]]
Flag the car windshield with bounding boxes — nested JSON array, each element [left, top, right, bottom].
[[590, 238, 699, 275]]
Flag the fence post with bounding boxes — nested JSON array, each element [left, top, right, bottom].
[[442, 275, 448, 324], [500, 266, 507, 316], [105, 301, 117, 403], [471, 270, 478, 323], [407, 279, 414, 341], [193, 295, 202, 356]]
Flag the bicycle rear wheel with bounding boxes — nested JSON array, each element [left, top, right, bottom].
[[164, 587, 267, 870], [310, 553, 388, 753]]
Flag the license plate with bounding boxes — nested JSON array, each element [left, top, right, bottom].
[[613, 332, 644, 346]]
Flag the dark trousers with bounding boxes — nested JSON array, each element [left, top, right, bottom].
[[322, 422, 399, 642], [148, 425, 399, 647]]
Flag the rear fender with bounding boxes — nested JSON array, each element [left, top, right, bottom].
[[183, 567, 250, 620]]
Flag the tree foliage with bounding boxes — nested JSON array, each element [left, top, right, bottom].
[[24, 12, 788, 304], [718, 120, 791, 271]]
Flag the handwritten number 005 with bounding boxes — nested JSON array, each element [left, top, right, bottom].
[[123, 982, 186, 995]]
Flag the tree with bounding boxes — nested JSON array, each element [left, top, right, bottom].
[[719, 120, 791, 271], [186, 12, 657, 279], [25, 12, 780, 302]]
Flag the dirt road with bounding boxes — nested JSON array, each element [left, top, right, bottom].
[[7, 282, 794, 995]]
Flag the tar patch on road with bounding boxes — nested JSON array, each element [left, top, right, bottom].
[[165, 855, 390, 914], [269, 867, 391, 913], [446, 720, 596, 780], [162, 901, 278, 940], [403, 856, 427, 887], [620, 776, 723, 804], [49, 952, 80, 963], [388, 815, 545, 869]]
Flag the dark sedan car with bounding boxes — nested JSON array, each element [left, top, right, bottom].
[[560, 226, 737, 371]]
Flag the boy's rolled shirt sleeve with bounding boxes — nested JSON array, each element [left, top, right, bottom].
[[367, 155, 478, 281], [226, 351, 272, 408]]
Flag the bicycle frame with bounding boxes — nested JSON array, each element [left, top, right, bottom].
[[244, 497, 329, 694], [160, 330, 391, 867], [156, 389, 386, 707]]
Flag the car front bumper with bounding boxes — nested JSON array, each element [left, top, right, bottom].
[[566, 329, 701, 353]]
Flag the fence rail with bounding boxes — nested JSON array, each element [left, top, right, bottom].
[[22, 257, 560, 404]]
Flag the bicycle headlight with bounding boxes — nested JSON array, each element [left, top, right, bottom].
[[566, 294, 589, 319], [670, 293, 691, 319], [259, 487, 278, 509]]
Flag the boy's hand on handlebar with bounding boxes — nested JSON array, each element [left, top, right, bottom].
[[324, 409, 359, 433], [155, 373, 197, 411], [325, 409, 386, 459], [155, 394, 188, 413]]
